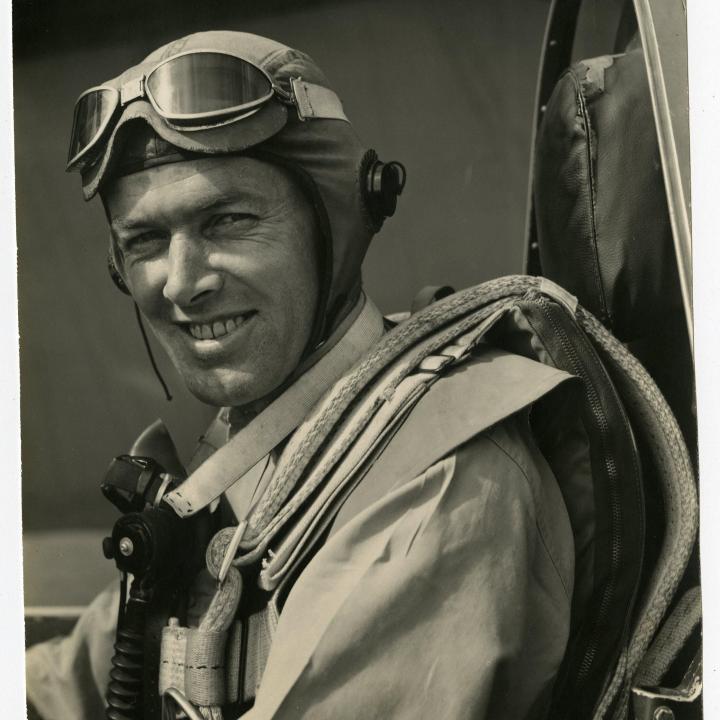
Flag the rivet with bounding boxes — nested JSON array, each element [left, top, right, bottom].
[[654, 707, 674, 720], [119, 537, 134, 557]]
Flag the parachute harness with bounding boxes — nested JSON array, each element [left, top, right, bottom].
[[160, 275, 696, 719]]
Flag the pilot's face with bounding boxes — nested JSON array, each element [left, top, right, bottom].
[[105, 155, 320, 408]]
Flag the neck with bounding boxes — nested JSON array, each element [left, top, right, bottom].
[[226, 292, 377, 434]]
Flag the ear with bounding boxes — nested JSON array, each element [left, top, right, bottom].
[[107, 238, 131, 295], [102, 194, 132, 295]]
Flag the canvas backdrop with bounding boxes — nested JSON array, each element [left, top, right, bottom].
[[17, 0, 606, 602]]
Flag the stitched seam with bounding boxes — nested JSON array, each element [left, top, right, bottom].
[[569, 69, 610, 323], [484, 431, 572, 601]]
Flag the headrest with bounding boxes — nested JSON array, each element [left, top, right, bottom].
[[533, 49, 681, 342]]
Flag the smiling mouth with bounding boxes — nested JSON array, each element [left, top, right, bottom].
[[185, 312, 256, 341]]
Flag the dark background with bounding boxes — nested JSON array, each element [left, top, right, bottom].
[[15, 0, 625, 602]]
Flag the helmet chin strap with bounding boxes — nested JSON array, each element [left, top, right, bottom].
[[106, 248, 173, 402], [133, 302, 173, 401]]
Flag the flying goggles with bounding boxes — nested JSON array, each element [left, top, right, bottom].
[[67, 49, 347, 172]]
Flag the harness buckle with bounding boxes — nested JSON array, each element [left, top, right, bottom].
[[290, 77, 311, 121]]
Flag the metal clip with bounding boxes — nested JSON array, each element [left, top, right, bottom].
[[161, 687, 204, 720], [290, 77, 311, 121], [261, 548, 277, 570]]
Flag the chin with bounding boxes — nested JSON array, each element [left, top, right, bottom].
[[181, 366, 284, 408]]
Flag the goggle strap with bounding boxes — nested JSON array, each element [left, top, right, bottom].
[[290, 78, 348, 122], [121, 78, 145, 106]]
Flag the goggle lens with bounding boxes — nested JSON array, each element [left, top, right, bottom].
[[146, 52, 273, 118], [67, 87, 118, 165], [68, 52, 281, 171]]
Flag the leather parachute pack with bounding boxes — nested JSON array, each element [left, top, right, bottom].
[[531, 46, 695, 451], [101, 275, 697, 720], [530, 38, 700, 718]]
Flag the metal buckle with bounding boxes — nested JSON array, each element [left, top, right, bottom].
[[290, 77, 311, 121], [161, 687, 204, 720], [631, 648, 702, 720]]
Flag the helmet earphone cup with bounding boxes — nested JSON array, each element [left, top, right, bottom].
[[106, 250, 173, 399], [362, 151, 406, 227]]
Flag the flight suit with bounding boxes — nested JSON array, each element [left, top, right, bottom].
[[26, 332, 576, 720]]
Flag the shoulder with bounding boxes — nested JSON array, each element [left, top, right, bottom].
[[455, 418, 575, 597], [363, 344, 574, 492], [331, 346, 576, 534]]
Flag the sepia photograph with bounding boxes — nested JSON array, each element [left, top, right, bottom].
[[11, 0, 706, 718]]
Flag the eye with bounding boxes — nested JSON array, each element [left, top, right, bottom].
[[120, 230, 166, 256], [207, 213, 258, 234]]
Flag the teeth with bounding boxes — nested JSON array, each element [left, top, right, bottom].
[[189, 314, 248, 341]]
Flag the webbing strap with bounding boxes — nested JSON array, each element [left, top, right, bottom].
[[242, 605, 279, 702], [164, 295, 385, 517], [224, 454, 273, 523], [158, 624, 228, 705], [290, 78, 348, 121]]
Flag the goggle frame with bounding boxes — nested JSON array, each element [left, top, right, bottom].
[[67, 48, 294, 172]]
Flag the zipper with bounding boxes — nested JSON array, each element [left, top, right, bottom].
[[535, 295, 627, 689]]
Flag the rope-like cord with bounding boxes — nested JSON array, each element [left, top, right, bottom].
[[579, 308, 698, 720], [193, 561, 243, 720], [634, 586, 701, 687]]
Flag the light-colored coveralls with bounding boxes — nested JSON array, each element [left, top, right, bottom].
[[26, 301, 575, 720]]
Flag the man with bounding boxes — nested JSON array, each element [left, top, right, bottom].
[[26, 31, 576, 719]]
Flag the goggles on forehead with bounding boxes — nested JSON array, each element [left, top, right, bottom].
[[67, 49, 346, 172]]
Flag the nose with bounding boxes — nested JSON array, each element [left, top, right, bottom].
[[162, 234, 222, 307]]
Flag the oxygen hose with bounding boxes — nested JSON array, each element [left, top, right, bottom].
[[106, 581, 149, 720], [102, 490, 197, 719]]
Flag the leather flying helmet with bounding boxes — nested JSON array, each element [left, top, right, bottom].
[[67, 30, 406, 337]]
